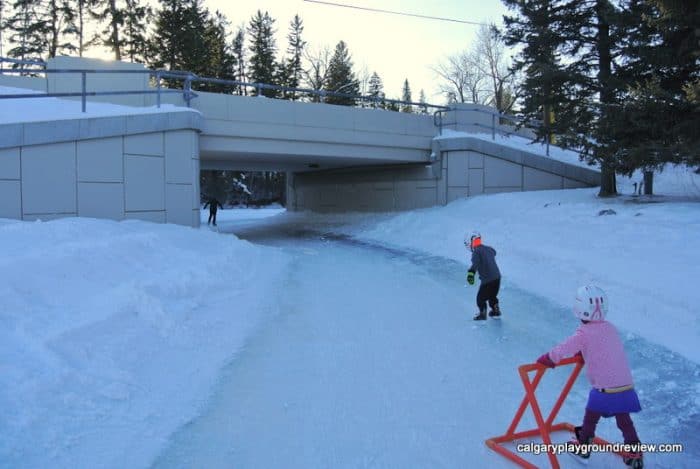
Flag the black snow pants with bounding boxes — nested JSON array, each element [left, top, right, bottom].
[[476, 277, 500, 311]]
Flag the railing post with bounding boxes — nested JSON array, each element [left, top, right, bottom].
[[491, 113, 496, 140], [156, 71, 162, 108], [81, 71, 86, 112], [546, 136, 551, 156], [184, 74, 192, 107]]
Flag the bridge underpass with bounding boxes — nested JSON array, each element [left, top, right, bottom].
[[0, 56, 600, 224]]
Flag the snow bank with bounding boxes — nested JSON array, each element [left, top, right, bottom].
[[287, 165, 700, 364], [0, 217, 290, 468], [0, 85, 196, 124], [436, 128, 598, 170]]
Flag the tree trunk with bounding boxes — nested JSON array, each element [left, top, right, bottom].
[[596, 0, 617, 197], [643, 170, 653, 195], [598, 161, 617, 197], [110, 0, 121, 60]]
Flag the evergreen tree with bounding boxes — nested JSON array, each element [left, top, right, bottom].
[[401, 78, 412, 113], [614, 0, 699, 174], [231, 25, 246, 94], [324, 40, 358, 106], [247, 9, 277, 97], [91, 0, 124, 60], [149, 0, 209, 77], [0, 0, 6, 56], [502, 0, 624, 196], [72, 0, 92, 56], [5, 0, 46, 64], [44, 0, 77, 58], [418, 89, 428, 114], [386, 99, 400, 112], [280, 14, 305, 100], [121, 0, 150, 62], [201, 10, 236, 92], [367, 71, 385, 108]]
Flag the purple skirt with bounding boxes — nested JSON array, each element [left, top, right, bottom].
[[586, 388, 641, 417]]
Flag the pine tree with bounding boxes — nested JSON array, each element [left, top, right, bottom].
[[418, 89, 428, 114], [5, 0, 46, 64], [149, 0, 209, 74], [502, 0, 624, 196], [44, 0, 77, 58], [121, 0, 150, 62], [247, 9, 277, 97], [325, 40, 358, 106], [72, 0, 92, 56], [614, 0, 699, 174], [401, 78, 412, 113], [231, 26, 246, 94], [91, 0, 124, 60], [279, 14, 305, 100], [367, 71, 385, 108], [201, 11, 236, 92]]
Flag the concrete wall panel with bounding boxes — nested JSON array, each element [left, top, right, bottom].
[[484, 156, 521, 188], [21, 142, 76, 214], [166, 184, 193, 225], [78, 182, 124, 219], [0, 180, 21, 219], [484, 187, 521, 195], [124, 132, 164, 156], [125, 211, 166, 223], [0, 147, 20, 179], [564, 178, 589, 189], [165, 131, 195, 184], [447, 187, 469, 203], [468, 169, 484, 195], [125, 155, 165, 211], [77, 137, 123, 182], [295, 102, 355, 129], [468, 152, 484, 169], [446, 152, 469, 186], [523, 167, 564, 191]]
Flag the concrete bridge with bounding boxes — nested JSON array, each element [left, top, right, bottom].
[[0, 57, 599, 227]]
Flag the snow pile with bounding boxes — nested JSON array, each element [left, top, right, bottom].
[[287, 165, 700, 363], [0, 85, 197, 124], [437, 128, 599, 170], [0, 217, 289, 468]]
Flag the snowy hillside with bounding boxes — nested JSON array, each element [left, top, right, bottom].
[[0, 218, 289, 467]]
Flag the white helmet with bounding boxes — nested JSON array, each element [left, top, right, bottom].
[[464, 231, 481, 252], [573, 285, 608, 321]]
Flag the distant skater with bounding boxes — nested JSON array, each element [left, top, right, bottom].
[[203, 197, 224, 226], [465, 231, 502, 320]]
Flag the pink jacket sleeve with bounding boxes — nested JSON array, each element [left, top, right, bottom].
[[549, 327, 586, 364]]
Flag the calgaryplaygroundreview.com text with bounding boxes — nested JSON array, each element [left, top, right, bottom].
[[516, 442, 684, 456]]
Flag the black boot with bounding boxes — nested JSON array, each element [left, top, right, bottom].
[[623, 441, 644, 468], [473, 307, 487, 321], [489, 304, 501, 318], [569, 426, 592, 460]]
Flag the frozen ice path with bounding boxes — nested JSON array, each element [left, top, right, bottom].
[[152, 226, 699, 469]]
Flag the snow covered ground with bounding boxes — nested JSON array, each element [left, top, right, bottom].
[[0, 218, 289, 467], [1, 166, 698, 468]]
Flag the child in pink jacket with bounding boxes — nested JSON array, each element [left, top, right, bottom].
[[537, 285, 643, 468]]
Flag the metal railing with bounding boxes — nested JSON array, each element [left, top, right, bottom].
[[433, 106, 552, 156], [0, 56, 448, 115]]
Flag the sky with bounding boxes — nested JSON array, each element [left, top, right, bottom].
[[195, 0, 512, 103], [0, 1, 512, 104]]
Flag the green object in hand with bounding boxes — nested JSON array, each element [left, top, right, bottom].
[[467, 271, 475, 285]]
